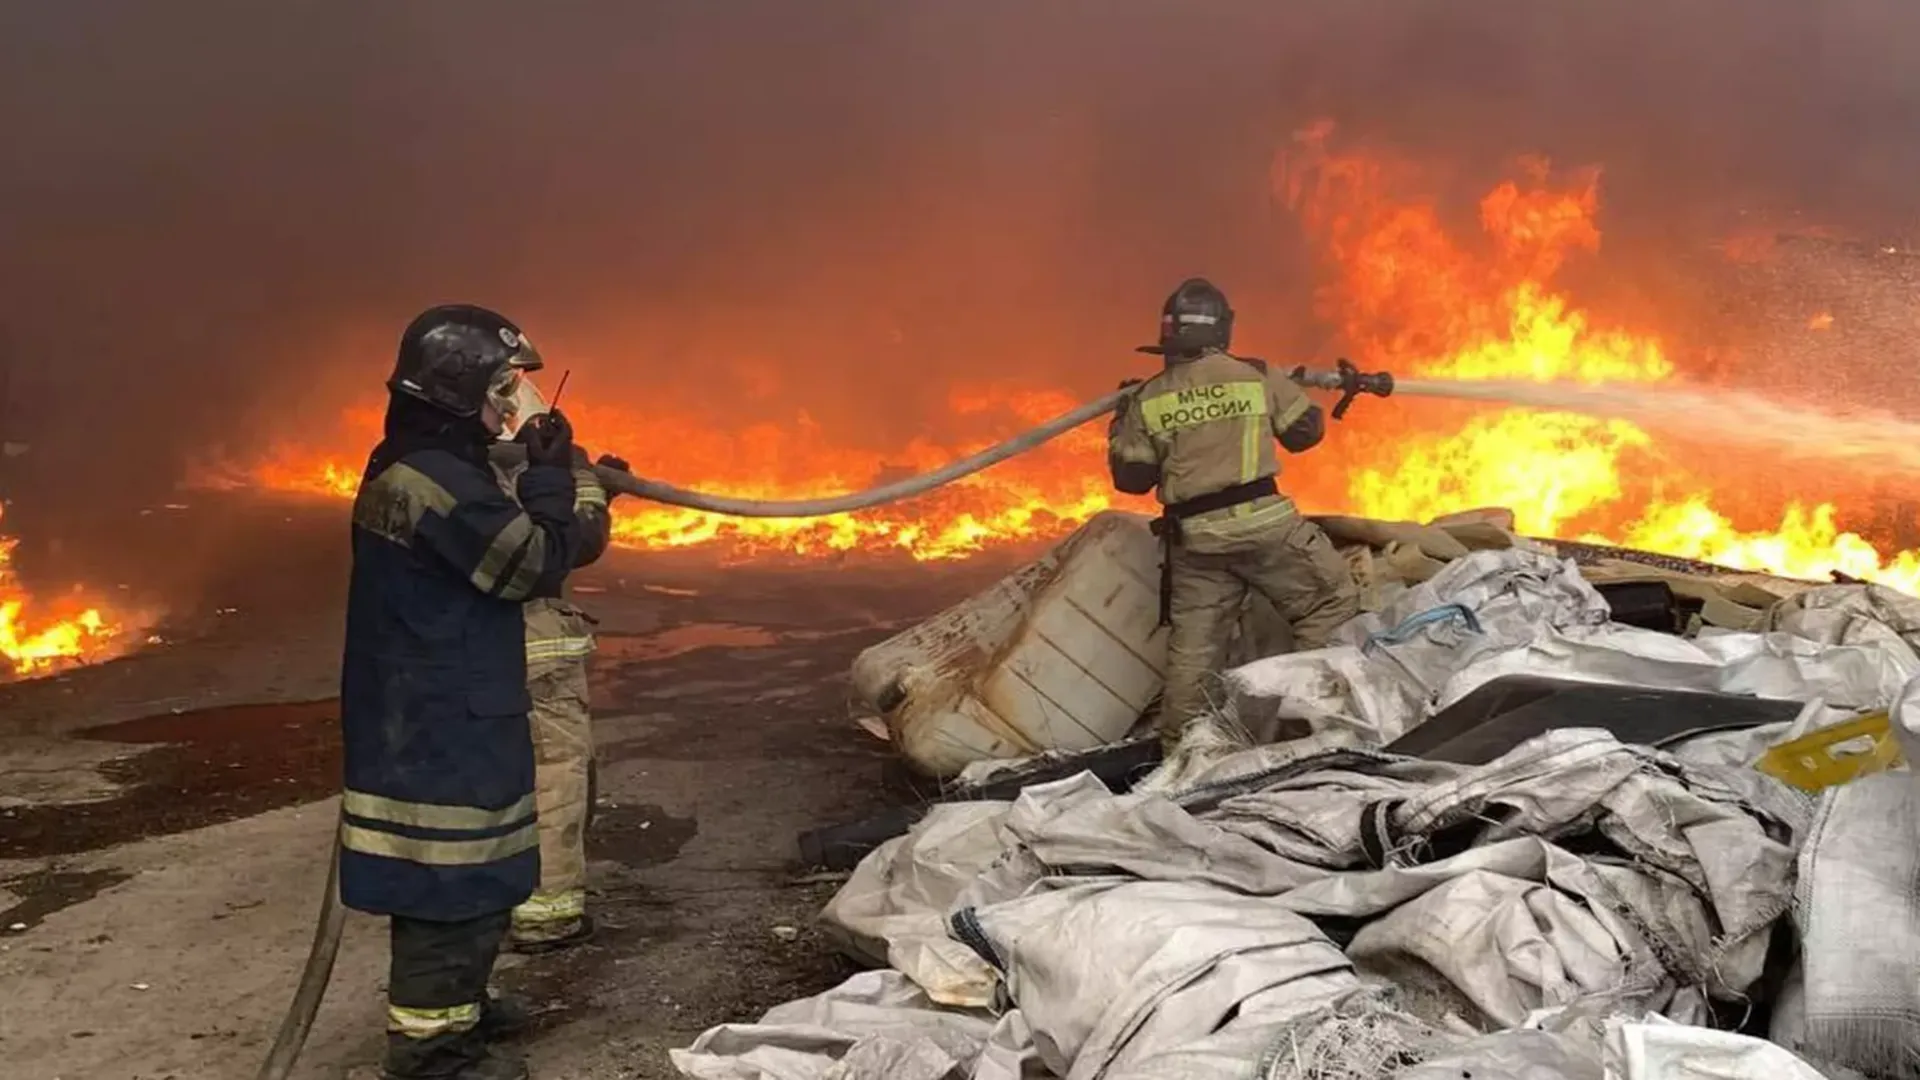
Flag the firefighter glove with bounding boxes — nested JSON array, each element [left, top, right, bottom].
[[517, 409, 575, 469], [595, 454, 631, 473]]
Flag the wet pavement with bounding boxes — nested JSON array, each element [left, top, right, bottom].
[[488, 615, 913, 1054], [596, 623, 782, 662], [0, 866, 132, 932], [0, 700, 341, 860], [0, 505, 1029, 1078]]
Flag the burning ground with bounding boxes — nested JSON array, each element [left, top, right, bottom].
[[191, 132, 1920, 591], [13, 127, 1920, 680], [10, 4, 1920, 677], [0, 510, 120, 678]]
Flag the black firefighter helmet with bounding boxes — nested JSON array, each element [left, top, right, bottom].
[[388, 304, 545, 418], [1136, 278, 1234, 358]]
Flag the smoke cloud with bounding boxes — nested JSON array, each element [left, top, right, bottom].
[[4, 0, 1918, 538]]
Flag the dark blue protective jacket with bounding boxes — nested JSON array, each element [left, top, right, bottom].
[[338, 399, 583, 921]]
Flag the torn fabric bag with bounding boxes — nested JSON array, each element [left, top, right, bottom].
[[950, 878, 1359, 1080], [1399, 1015, 1837, 1080], [1159, 731, 1804, 975], [1603, 1016, 1837, 1080], [1101, 988, 1452, 1080], [820, 774, 1113, 1009], [1763, 584, 1920, 660], [1223, 549, 1621, 744], [921, 731, 1807, 1075], [1225, 551, 1917, 749], [1226, 550, 1611, 744], [1398, 1029, 1607, 1080], [1328, 548, 1613, 653], [1783, 766, 1920, 1079], [668, 970, 1040, 1080], [819, 801, 1009, 1010], [703, 725, 1816, 1080]]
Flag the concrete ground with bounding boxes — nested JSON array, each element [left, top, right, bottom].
[[0, 493, 1017, 1079]]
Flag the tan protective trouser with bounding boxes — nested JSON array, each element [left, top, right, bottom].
[[1160, 514, 1360, 744], [510, 599, 595, 943]]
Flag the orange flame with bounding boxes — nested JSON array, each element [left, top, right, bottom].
[[190, 404, 380, 500], [200, 394, 1127, 561], [1278, 124, 1920, 594], [201, 131, 1920, 596], [0, 506, 125, 676], [585, 390, 1122, 560]]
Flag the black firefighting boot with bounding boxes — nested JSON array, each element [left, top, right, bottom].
[[456, 1048, 530, 1080], [387, 911, 524, 1079], [478, 991, 533, 1040], [384, 1035, 529, 1080]]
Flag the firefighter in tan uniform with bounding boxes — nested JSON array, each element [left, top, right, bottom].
[[1108, 278, 1360, 748], [487, 440, 617, 952]]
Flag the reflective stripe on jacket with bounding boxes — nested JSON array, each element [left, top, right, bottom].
[[339, 444, 581, 920], [1107, 350, 1313, 547], [490, 450, 611, 671]]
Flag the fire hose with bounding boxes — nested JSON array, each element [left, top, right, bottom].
[[256, 360, 1392, 1080], [586, 360, 1393, 512]]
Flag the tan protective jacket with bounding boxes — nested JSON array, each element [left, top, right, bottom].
[[1107, 349, 1314, 551], [486, 450, 612, 661], [487, 449, 608, 938]]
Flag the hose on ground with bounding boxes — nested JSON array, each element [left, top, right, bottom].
[[587, 388, 1129, 515], [256, 816, 347, 1080]]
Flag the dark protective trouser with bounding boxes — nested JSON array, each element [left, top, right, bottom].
[[1159, 514, 1360, 745], [385, 911, 511, 1078]]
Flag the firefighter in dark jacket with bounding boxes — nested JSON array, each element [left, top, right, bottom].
[[341, 304, 585, 1080]]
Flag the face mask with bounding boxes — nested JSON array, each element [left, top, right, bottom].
[[487, 368, 551, 440]]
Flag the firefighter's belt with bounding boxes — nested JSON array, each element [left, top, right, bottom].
[[1149, 477, 1279, 626]]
